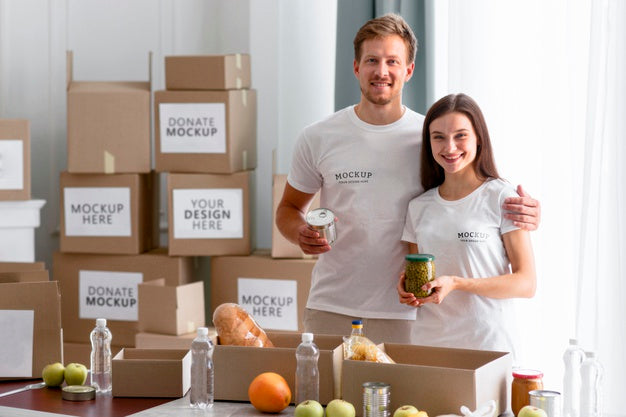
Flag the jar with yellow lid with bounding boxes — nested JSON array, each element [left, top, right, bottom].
[[511, 369, 544, 416]]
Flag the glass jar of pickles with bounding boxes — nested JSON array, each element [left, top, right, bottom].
[[511, 369, 544, 417], [404, 254, 435, 298]]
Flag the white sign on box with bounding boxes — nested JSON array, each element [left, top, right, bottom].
[[237, 278, 298, 331], [159, 103, 227, 154], [173, 188, 243, 239], [0, 310, 34, 377], [0, 140, 24, 190], [79, 270, 143, 321], [64, 187, 131, 236]]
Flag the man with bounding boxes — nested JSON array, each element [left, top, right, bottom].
[[276, 14, 540, 343]]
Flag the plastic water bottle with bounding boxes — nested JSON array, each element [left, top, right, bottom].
[[351, 319, 364, 337], [90, 318, 112, 393], [190, 327, 214, 408], [295, 332, 319, 404], [580, 351, 603, 417], [563, 339, 585, 417]]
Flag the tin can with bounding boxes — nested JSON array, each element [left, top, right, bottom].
[[306, 208, 336, 245], [363, 382, 390, 417], [529, 390, 561, 417]]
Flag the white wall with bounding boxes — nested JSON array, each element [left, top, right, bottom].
[[0, 0, 336, 270]]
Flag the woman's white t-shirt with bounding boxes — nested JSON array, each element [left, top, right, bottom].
[[401, 178, 521, 357], [288, 105, 425, 320]]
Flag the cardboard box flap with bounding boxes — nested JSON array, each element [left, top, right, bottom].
[[381, 343, 509, 369], [115, 348, 189, 361], [0, 262, 45, 272], [0, 270, 50, 283]]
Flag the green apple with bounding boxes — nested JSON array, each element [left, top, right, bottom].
[[64, 363, 88, 386], [393, 405, 419, 417], [517, 405, 548, 417], [326, 399, 356, 417], [42, 362, 65, 387], [295, 400, 325, 417]]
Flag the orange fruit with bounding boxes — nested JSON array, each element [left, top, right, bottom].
[[248, 372, 292, 413]]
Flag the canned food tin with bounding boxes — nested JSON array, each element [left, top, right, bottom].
[[363, 382, 390, 417], [529, 390, 561, 417], [62, 385, 96, 401], [306, 208, 336, 245], [404, 254, 435, 298]]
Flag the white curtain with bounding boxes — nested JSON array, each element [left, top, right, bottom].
[[426, 0, 625, 413]]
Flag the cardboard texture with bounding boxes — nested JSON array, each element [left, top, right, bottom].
[[213, 332, 343, 404], [0, 200, 45, 262], [63, 342, 123, 368], [0, 281, 63, 380], [341, 343, 512, 417], [0, 270, 49, 283], [210, 252, 316, 332], [154, 89, 257, 174], [138, 279, 205, 335], [53, 249, 195, 346], [59, 171, 159, 254], [135, 330, 217, 350], [66, 51, 151, 173], [165, 54, 251, 90], [271, 174, 320, 258], [0, 119, 30, 200], [0, 261, 45, 272], [167, 171, 252, 256], [112, 348, 191, 398]]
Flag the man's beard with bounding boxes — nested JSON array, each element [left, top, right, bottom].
[[361, 87, 394, 106]]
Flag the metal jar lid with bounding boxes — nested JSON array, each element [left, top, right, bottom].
[[62, 385, 96, 401], [306, 208, 335, 229]]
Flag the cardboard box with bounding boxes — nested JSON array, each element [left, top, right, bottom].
[[214, 332, 343, 404], [0, 200, 45, 262], [0, 261, 45, 272], [112, 348, 191, 398], [210, 252, 315, 332], [271, 174, 320, 258], [63, 342, 123, 368], [341, 344, 512, 417], [53, 248, 195, 346], [135, 329, 217, 350], [154, 89, 256, 174], [165, 54, 251, 90], [66, 51, 151, 174], [0, 280, 62, 380], [167, 171, 252, 256], [138, 279, 205, 335], [0, 119, 30, 200], [0, 261, 47, 282], [59, 171, 159, 254]]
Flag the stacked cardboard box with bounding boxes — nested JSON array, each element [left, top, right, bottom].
[[155, 54, 256, 257], [55, 52, 199, 354], [0, 119, 46, 262]]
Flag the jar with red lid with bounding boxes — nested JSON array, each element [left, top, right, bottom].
[[511, 369, 544, 416]]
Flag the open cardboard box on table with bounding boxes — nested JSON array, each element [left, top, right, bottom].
[[112, 348, 191, 398], [341, 343, 512, 417], [214, 331, 343, 405], [0, 277, 63, 380], [135, 328, 216, 350]]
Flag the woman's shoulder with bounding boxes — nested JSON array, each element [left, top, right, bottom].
[[483, 178, 518, 199]]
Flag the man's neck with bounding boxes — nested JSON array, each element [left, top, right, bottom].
[[354, 98, 405, 126]]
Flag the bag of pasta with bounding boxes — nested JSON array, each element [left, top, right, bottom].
[[342, 335, 395, 363]]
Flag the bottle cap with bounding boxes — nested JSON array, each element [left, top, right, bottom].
[[352, 319, 363, 327], [302, 332, 313, 343], [585, 351, 596, 358], [197, 327, 209, 336], [569, 338, 578, 345], [96, 318, 107, 327]]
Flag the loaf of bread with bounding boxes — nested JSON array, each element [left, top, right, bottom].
[[213, 303, 274, 347]]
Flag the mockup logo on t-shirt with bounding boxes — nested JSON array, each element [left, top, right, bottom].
[[457, 231, 490, 243], [334, 169, 374, 185]]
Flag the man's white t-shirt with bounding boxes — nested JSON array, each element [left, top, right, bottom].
[[288, 105, 424, 319], [401, 178, 521, 357]]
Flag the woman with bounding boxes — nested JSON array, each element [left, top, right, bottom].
[[398, 93, 535, 360]]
